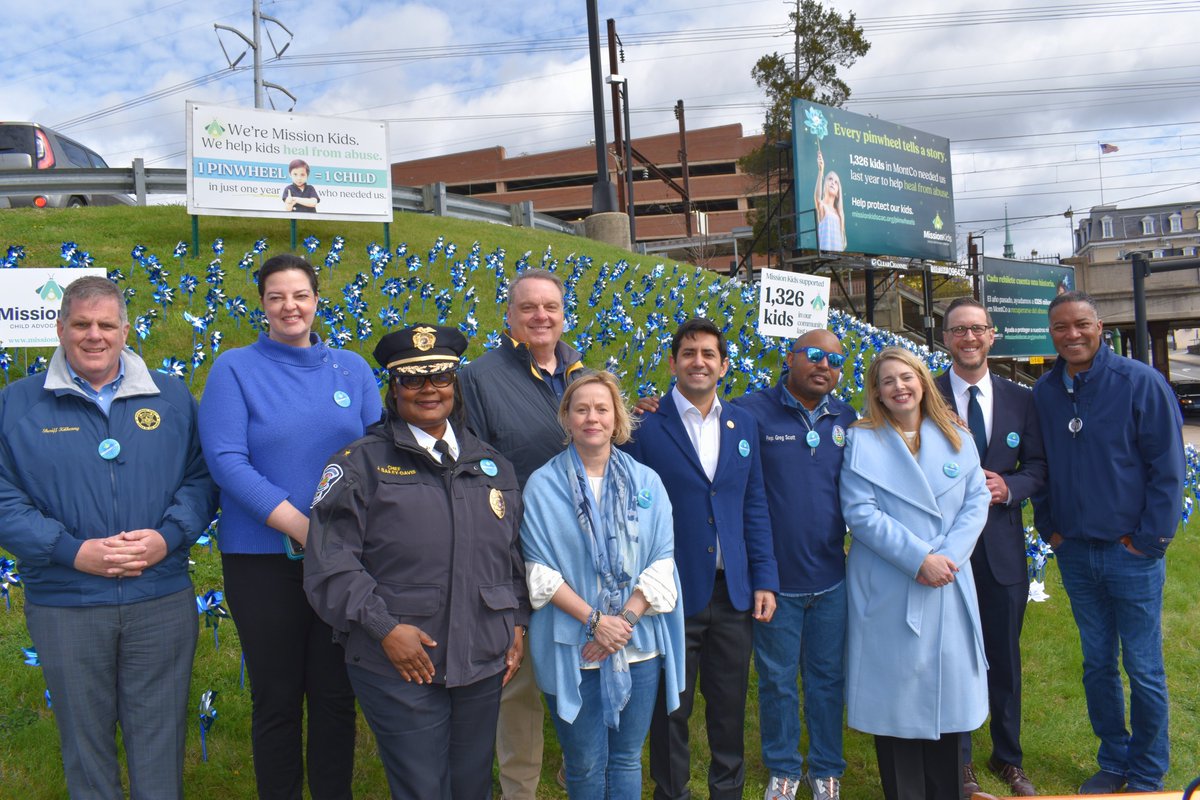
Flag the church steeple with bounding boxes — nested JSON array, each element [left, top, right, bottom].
[[1003, 204, 1015, 259]]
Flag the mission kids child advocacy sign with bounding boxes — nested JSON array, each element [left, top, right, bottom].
[[792, 100, 955, 263], [981, 256, 1076, 358], [0, 268, 107, 347], [186, 102, 392, 223], [756, 268, 832, 339]]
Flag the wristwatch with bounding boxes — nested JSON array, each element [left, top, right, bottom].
[[619, 608, 641, 627]]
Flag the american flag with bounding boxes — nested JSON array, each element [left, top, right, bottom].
[[1100, 143, 1119, 154]]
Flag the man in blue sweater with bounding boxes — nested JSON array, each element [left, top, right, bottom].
[[0, 276, 217, 799], [734, 328, 856, 800], [1033, 291, 1184, 794]]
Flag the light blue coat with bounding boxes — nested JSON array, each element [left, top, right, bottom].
[[839, 419, 990, 739]]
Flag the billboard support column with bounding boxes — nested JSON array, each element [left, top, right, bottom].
[[864, 266, 875, 325], [587, 0, 617, 213], [922, 263, 936, 348]]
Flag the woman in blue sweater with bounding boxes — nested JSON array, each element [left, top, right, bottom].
[[199, 254, 383, 800]]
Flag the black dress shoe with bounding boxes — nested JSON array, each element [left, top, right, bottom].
[[1079, 770, 1126, 794], [962, 763, 982, 799], [987, 757, 1036, 796]]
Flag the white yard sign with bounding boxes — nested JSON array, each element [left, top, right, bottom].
[[0, 268, 106, 348], [756, 268, 832, 339]]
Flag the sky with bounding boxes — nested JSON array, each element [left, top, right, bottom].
[[6, 0, 1200, 263]]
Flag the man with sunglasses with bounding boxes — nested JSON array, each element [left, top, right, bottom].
[[733, 327, 857, 800], [934, 297, 1046, 798]]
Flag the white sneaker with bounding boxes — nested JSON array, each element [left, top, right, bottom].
[[807, 774, 841, 800], [765, 774, 801, 800]]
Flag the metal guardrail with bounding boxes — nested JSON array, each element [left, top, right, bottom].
[[0, 160, 581, 236]]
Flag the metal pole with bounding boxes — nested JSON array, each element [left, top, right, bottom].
[[676, 100, 693, 237], [622, 85, 636, 244], [922, 263, 936, 348], [587, 0, 617, 212], [1132, 251, 1150, 364], [253, 0, 263, 108], [864, 267, 876, 326], [607, 19, 625, 215]]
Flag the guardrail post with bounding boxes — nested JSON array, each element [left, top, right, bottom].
[[511, 201, 535, 228], [423, 182, 449, 218], [132, 158, 148, 206]]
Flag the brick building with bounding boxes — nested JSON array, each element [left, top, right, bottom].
[[390, 123, 768, 263]]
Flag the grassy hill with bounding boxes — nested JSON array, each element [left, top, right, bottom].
[[0, 205, 1197, 798]]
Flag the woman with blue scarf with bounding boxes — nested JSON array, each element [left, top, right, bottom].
[[521, 371, 685, 799]]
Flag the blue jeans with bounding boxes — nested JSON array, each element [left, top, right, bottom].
[[754, 581, 847, 780], [1055, 539, 1169, 791], [545, 658, 661, 800]]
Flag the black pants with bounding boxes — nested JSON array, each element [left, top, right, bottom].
[[650, 575, 753, 800], [222, 553, 357, 800], [875, 733, 963, 800]]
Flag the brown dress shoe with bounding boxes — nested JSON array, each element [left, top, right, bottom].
[[963, 763, 982, 799], [987, 757, 1036, 796]]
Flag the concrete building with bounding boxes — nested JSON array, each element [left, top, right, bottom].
[[390, 123, 767, 267]]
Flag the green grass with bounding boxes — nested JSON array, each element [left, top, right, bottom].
[[0, 205, 1197, 797]]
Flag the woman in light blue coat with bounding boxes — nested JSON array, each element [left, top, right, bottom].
[[840, 347, 990, 800]]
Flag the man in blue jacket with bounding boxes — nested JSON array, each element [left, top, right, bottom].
[[0, 276, 217, 800], [1033, 291, 1184, 795], [623, 317, 778, 800], [734, 328, 856, 800]]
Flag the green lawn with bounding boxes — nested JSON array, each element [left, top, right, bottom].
[[0, 206, 1196, 797]]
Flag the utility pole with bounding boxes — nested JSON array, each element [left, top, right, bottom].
[[607, 19, 626, 215], [675, 100, 693, 237], [214, 0, 296, 110], [586, 0, 617, 213]]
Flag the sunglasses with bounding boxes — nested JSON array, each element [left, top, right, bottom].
[[796, 347, 846, 368], [393, 370, 457, 390]]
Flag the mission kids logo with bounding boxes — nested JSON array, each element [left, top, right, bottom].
[[0, 275, 65, 322], [204, 119, 226, 139], [923, 212, 952, 245]]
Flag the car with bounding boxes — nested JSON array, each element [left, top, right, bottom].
[[1170, 380, 1200, 416], [0, 121, 131, 209]]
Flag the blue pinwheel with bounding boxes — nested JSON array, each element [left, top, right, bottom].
[[22, 645, 39, 666], [196, 590, 229, 648], [303, 235, 320, 254], [158, 357, 188, 381], [0, 557, 20, 610], [198, 689, 218, 761]]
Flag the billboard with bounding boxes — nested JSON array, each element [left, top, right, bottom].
[[187, 102, 392, 223], [0, 268, 107, 348], [792, 100, 955, 262], [980, 257, 1075, 358], [757, 268, 832, 339]]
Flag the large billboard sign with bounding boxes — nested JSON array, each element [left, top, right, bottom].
[[980, 257, 1075, 358], [186, 102, 392, 223], [0, 268, 107, 348], [792, 100, 955, 262]]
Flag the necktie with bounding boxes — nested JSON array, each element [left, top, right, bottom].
[[967, 385, 988, 460], [434, 438, 456, 467]]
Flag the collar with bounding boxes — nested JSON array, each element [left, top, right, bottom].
[[502, 334, 584, 382], [948, 368, 992, 401], [778, 379, 831, 418], [408, 422, 460, 462], [45, 347, 160, 400], [254, 332, 328, 366], [64, 355, 126, 397], [671, 384, 722, 421]]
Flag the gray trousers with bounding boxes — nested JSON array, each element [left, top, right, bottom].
[[26, 588, 198, 800]]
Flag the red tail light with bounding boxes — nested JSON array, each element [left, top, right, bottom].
[[34, 196, 48, 208], [35, 129, 55, 169]]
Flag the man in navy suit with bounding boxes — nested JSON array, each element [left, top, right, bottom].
[[623, 318, 779, 800], [935, 297, 1046, 798]]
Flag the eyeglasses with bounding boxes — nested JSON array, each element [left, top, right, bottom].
[[393, 370, 457, 390], [796, 347, 846, 368], [946, 324, 993, 338]]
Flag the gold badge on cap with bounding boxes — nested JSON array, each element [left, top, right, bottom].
[[134, 409, 161, 431], [412, 326, 438, 352], [489, 488, 506, 519]]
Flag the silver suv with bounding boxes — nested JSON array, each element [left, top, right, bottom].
[[0, 121, 131, 208]]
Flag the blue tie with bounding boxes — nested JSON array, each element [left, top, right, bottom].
[[967, 385, 988, 460]]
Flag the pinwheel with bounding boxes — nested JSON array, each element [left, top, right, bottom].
[[196, 590, 229, 648], [158, 357, 188, 381], [303, 235, 320, 254], [198, 690, 218, 761], [0, 557, 20, 610]]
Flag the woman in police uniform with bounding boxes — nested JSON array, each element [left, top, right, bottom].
[[304, 324, 529, 800]]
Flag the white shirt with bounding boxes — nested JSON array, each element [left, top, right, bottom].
[[671, 385, 724, 568], [408, 423, 460, 463], [948, 369, 993, 447]]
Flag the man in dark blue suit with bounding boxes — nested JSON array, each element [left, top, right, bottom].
[[935, 297, 1046, 798], [623, 318, 779, 800]]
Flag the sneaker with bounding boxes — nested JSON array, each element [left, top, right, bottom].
[[765, 774, 802, 800], [807, 774, 841, 800], [556, 764, 567, 790], [962, 763, 982, 799], [1079, 770, 1126, 794]]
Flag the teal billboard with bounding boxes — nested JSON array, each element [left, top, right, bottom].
[[792, 100, 955, 262], [981, 256, 1075, 358]]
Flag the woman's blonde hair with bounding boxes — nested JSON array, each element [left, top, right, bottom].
[[855, 347, 963, 452], [558, 371, 637, 445]]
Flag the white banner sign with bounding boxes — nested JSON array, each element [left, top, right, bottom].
[[757, 268, 832, 339], [0, 268, 107, 348], [186, 102, 393, 223]]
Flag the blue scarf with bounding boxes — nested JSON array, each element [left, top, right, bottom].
[[567, 443, 640, 728]]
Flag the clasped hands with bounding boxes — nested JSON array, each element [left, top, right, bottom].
[[73, 529, 168, 578], [916, 553, 959, 588]]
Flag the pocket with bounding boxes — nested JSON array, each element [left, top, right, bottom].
[[479, 583, 519, 611], [475, 583, 517, 664], [377, 583, 442, 616]]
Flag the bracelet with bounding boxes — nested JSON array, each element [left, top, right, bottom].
[[585, 608, 602, 640]]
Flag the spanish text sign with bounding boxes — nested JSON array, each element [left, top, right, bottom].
[[0, 268, 107, 348], [186, 102, 392, 223], [757, 268, 832, 339], [792, 100, 955, 262], [981, 257, 1075, 358]]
